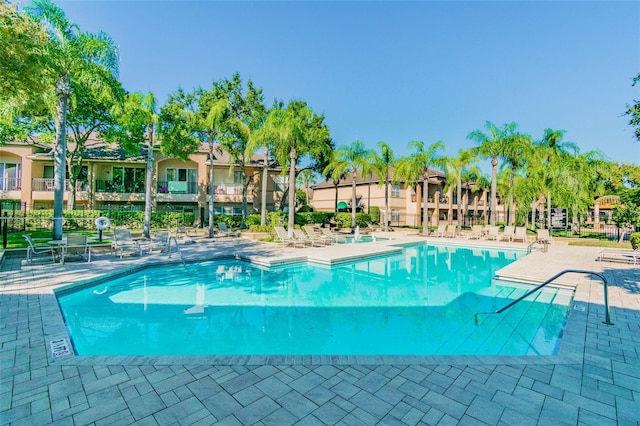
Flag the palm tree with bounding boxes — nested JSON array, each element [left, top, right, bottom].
[[116, 92, 159, 239], [371, 141, 396, 231], [260, 101, 331, 236], [394, 140, 445, 235], [324, 141, 375, 231], [443, 149, 480, 228], [296, 169, 317, 206], [535, 128, 578, 228], [501, 132, 533, 225], [467, 121, 518, 226], [27, 0, 119, 239]]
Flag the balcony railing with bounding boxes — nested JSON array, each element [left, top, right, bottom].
[[32, 178, 88, 192], [209, 183, 252, 195], [0, 178, 21, 191], [157, 181, 198, 195], [95, 180, 144, 193]]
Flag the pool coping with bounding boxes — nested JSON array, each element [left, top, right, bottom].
[[45, 242, 593, 367]]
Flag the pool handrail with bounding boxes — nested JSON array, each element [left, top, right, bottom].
[[475, 269, 612, 325]]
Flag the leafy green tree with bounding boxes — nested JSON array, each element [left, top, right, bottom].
[[258, 100, 332, 236], [443, 149, 480, 228], [26, 0, 120, 239], [324, 141, 375, 230], [394, 140, 445, 235], [0, 2, 51, 104], [296, 169, 318, 206], [110, 92, 160, 238], [500, 132, 533, 225], [370, 141, 397, 231], [467, 121, 518, 226], [625, 73, 640, 142]]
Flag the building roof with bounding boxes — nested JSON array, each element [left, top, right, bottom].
[[312, 168, 446, 189]]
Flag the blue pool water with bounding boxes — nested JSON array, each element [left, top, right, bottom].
[[57, 244, 572, 356]]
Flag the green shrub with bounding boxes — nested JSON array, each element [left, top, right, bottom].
[[334, 212, 372, 228], [369, 206, 380, 223], [249, 224, 272, 233], [630, 232, 640, 250], [245, 214, 261, 226], [295, 212, 332, 226]]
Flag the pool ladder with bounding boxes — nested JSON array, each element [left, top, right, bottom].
[[474, 269, 613, 325], [166, 236, 188, 269]]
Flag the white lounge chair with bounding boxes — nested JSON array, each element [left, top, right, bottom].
[[598, 249, 639, 265], [292, 229, 317, 246], [536, 229, 553, 244], [513, 226, 530, 243], [148, 231, 170, 252], [274, 226, 304, 247], [111, 228, 142, 258], [217, 222, 239, 237], [320, 227, 348, 243], [303, 225, 331, 245], [499, 226, 515, 242], [444, 224, 459, 238], [484, 226, 500, 240], [431, 224, 447, 237], [467, 225, 484, 240]]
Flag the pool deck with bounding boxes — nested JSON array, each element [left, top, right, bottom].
[[1, 234, 638, 425]]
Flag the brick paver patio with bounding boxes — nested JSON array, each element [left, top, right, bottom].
[[1, 236, 638, 425]]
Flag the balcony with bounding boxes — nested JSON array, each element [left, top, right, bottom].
[[0, 177, 21, 191], [157, 181, 198, 195], [95, 180, 144, 193]]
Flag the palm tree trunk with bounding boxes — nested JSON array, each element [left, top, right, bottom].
[[143, 125, 154, 238], [208, 142, 215, 238], [456, 176, 462, 228], [53, 76, 70, 240], [546, 192, 552, 230], [260, 147, 268, 226], [490, 156, 498, 226], [287, 147, 297, 237], [422, 177, 429, 235], [384, 174, 389, 231], [351, 172, 357, 231]]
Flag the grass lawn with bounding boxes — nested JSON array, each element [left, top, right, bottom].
[[567, 239, 632, 249], [3, 230, 112, 250]]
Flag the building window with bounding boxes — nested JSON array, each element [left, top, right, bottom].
[[391, 184, 400, 198], [113, 167, 146, 193], [165, 167, 197, 193], [0, 162, 21, 190], [234, 171, 243, 185], [214, 206, 243, 216], [274, 175, 288, 191], [391, 209, 400, 222]]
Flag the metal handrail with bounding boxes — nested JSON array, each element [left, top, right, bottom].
[[474, 269, 613, 325]]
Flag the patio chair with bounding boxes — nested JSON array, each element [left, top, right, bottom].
[[303, 225, 332, 245], [467, 225, 484, 240], [148, 231, 170, 252], [499, 225, 515, 242], [23, 235, 56, 263], [484, 226, 500, 240], [111, 228, 142, 258], [274, 226, 303, 247], [536, 229, 553, 244], [292, 228, 319, 246], [431, 224, 447, 237], [61, 233, 89, 264], [513, 226, 530, 243], [320, 227, 348, 243], [217, 222, 239, 237], [444, 224, 459, 238], [597, 249, 639, 265]]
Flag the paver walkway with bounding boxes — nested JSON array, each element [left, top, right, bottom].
[[1, 237, 638, 425]]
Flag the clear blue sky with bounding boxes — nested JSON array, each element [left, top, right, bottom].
[[56, 0, 639, 165]]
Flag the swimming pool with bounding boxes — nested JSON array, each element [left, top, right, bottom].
[[56, 244, 572, 356]]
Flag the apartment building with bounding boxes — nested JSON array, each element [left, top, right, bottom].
[[311, 169, 498, 227], [0, 137, 286, 223]]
